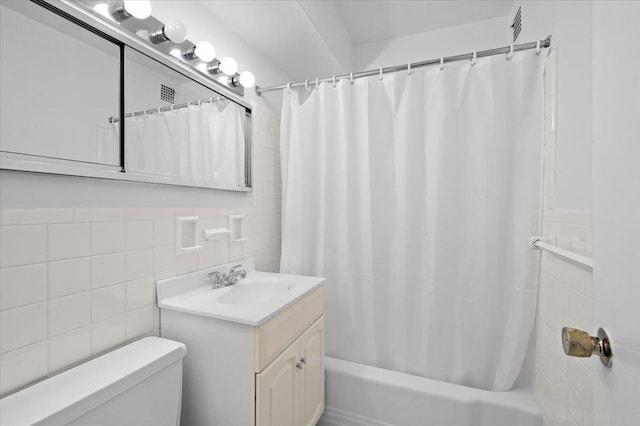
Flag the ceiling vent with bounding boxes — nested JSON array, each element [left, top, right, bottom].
[[160, 84, 175, 103], [511, 6, 522, 43]]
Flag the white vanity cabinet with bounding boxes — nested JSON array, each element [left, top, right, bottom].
[[256, 316, 324, 426], [157, 261, 325, 426]]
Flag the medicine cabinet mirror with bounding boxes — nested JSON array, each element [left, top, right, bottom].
[[0, 0, 252, 191]]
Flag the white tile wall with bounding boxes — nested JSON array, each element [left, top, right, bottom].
[[522, 51, 595, 426], [0, 106, 282, 396]]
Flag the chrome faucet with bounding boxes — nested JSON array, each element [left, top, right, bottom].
[[225, 264, 247, 286], [205, 264, 247, 289]]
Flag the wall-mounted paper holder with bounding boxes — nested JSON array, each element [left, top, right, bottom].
[[203, 228, 232, 241]]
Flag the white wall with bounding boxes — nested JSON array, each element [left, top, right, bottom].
[[522, 51, 594, 426], [509, 1, 593, 209], [354, 16, 506, 71]]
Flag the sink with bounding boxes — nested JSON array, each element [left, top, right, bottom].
[[217, 277, 296, 305], [156, 257, 324, 325]]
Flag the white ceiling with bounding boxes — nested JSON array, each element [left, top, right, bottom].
[[332, 1, 514, 44], [200, 0, 514, 82]]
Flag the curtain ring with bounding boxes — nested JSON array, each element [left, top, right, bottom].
[[440, 57, 444, 71], [198, 99, 202, 106], [506, 44, 514, 61], [332, 75, 337, 88], [209, 96, 215, 103], [407, 63, 412, 76], [379, 67, 383, 81], [349, 72, 354, 85], [304, 79, 311, 91], [315, 77, 319, 91], [470, 51, 477, 67], [536, 40, 541, 55], [157, 106, 162, 114], [286, 82, 293, 94]]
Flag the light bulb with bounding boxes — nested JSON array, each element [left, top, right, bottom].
[[194, 41, 216, 62], [123, 0, 151, 19], [163, 20, 187, 43], [219, 57, 238, 76], [239, 71, 255, 88], [150, 19, 187, 44], [112, 0, 151, 20]]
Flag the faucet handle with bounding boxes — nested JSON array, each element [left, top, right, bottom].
[[229, 264, 243, 274]]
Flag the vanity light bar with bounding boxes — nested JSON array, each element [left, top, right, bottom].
[[78, 0, 254, 96]]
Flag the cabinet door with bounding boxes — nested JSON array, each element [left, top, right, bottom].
[[256, 340, 300, 426], [299, 317, 325, 426]]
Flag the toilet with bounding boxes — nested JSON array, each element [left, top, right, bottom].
[[0, 337, 187, 426]]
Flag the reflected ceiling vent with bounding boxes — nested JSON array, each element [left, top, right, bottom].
[[511, 6, 522, 42], [160, 84, 175, 103]]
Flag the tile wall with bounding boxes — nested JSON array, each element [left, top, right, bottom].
[[521, 51, 595, 426], [0, 107, 282, 396]]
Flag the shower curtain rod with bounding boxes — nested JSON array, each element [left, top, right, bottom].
[[108, 95, 228, 123], [255, 36, 551, 96]]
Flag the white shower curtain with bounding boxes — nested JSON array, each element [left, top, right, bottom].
[[280, 50, 546, 391]]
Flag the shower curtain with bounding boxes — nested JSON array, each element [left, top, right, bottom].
[[280, 50, 546, 391]]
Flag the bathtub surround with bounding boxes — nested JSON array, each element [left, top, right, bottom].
[[0, 107, 281, 397], [280, 50, 546, 391], [522, 51, 595, 426]]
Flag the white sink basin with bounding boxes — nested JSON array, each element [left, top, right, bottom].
[[156, 258, 324, 325], [217, 277, 296, 305]]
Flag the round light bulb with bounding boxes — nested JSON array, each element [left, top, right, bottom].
[[194, 41, 216, 62], [219, 57, 238, 76], [239, 71, 256, 88], [123, 0, 152, 19], [163, 20, 187, 43]]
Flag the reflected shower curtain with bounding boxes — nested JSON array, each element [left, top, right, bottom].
[[124, 100, 245, 186], [280, 51, 546, 391]]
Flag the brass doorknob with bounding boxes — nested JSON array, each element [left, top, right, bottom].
[[561, 327, 612, 367]]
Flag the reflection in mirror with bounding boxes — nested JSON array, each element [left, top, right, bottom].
[[124, 47, 247, 188], [0, 1, 120, 166]]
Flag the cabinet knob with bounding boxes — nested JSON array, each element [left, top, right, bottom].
[[296, 361, 303, 370], [300, 357, 307, 364]]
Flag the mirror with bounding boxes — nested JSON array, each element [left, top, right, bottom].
[[0, 0, 120, 166], [124, 48, 248, 188], [0, 0, 252, 191]]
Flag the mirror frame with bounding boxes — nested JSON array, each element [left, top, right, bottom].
[[0, 0, 253, 192]]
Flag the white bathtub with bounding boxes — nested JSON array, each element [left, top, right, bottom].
[[319, 357, 542, 426]]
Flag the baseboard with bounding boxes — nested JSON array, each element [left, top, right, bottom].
[[317, 407, 395, 426]]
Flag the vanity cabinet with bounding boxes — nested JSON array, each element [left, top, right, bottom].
[[159, 278, 324, 426], [256, 317, 324, 426]]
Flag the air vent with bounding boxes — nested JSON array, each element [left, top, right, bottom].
[[160, 84, 175, 103], [511, 6, 522, 43]]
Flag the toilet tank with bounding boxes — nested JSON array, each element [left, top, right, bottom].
[[0, 337, 187, 426]]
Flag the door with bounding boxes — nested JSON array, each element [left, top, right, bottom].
[[592, 2, 640, 425], [256, 340, 300, 426], [299, 317, 325, 426]]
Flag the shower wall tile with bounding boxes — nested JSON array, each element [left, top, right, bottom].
[[523, 51, 594, 426], [0, 105, 282, 396]]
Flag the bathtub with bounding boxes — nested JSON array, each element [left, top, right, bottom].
[[319, 357, 542, 426]]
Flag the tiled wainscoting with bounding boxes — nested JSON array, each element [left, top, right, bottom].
[[0, 107, 282, 396], [522, 51, 594, 426]]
